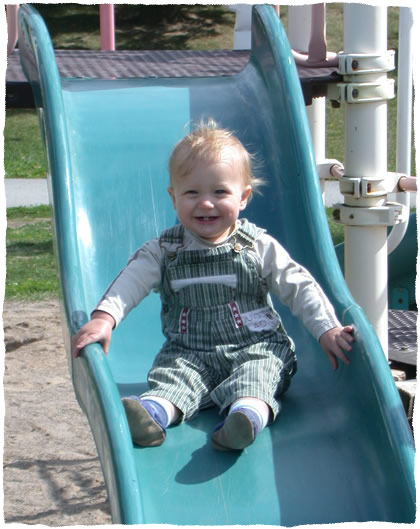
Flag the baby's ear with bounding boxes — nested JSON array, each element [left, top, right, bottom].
[[167, 187, 176, 209], [240, 185, 252, 210]]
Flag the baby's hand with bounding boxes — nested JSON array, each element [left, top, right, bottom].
[[72, 311, 115, 358], [319, 326, 354, 370]]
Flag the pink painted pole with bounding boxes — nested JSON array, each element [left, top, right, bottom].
[[100, 4, 115, 51], [7, 5, 19, 56], [307, 4, 327, 63], [398, 176, 417, 193]]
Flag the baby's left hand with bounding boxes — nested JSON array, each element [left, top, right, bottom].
[[319, 326, 354, 370]]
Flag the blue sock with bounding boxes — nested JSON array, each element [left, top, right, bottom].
[[213, 407, 263, 437], [125, 396, 168, 429], [229, 406, 263, 437]]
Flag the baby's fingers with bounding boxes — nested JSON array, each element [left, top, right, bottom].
[[325, 347, 350, 370], [325, 350, 339, 371], [339, 336, 353, 352], [72, 331, 95, 357], [335, 346, 351, 364], [342, 325, 354, 341], [72, 316, 114, 358], [326, 341, 351, 370], [72, 328, 110, 357], [340, 326, 354, 351]]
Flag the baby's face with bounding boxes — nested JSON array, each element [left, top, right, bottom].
[[168, 158, 251, 243]]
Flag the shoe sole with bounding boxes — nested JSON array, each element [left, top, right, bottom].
[[122, 398, 166, 447], [211, 411, 255, 451]]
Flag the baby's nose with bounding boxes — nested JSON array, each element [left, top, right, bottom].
[[199, 197, 215, 208]]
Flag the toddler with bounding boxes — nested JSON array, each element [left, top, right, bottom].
[[72, 121, 353, 451]]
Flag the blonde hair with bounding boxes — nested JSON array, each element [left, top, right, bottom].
[[169, 119, 264, 197]]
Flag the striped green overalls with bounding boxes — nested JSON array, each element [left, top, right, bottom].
[[141, 219, 297, 421]]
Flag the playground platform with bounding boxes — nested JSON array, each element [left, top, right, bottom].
[[6, 48, 339, 108]]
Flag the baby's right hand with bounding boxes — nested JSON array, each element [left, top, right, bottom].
[[72, 311, 115, 357]]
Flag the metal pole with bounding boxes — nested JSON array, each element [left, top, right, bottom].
[[288, 6, 327, 200], [100, 4, 115, 51], [388, 7, 414, 254], [230, 4, 253, 50], [288, 5, 312, 51], [6, 4, 19, 56], [396, 7, 414, 176], [342, 4, 389, 355]]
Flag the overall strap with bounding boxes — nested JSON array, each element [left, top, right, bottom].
[[159, 224, 184, 245], [235, 218, 265, 248], [159, 219, 264, 248]]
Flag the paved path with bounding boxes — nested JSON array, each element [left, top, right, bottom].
[[3, 178, 416, 209], [4, 179, 50, 208]]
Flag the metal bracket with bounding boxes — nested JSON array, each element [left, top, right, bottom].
[[316, 159, 343, 180], [329, 79, 395, 104], [337, 51, 395, 75], [328, 50, 395, 104], [360, 172, 404, 198], [332, 202, 406, 227], [334, 171, 403, 199]]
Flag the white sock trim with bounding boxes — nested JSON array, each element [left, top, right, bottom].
[[229, 397, 270, 430], [141, 396, 180, 426]]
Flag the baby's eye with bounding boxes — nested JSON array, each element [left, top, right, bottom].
[[215, 189, 228, 195], [185, 190, 198, 195]]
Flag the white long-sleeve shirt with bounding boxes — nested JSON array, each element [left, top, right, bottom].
[[96, 221, 340, 341]]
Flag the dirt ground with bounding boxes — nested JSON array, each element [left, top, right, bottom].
[[3, 299, 112, 525]]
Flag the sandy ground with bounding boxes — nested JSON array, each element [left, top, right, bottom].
[[3, 299, 112, 525]]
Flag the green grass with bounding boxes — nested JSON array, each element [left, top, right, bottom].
[[4, 109, 48, 178], [326, 208, 345, 246], [5, 206, 59, 300], [6, 205, 52, 220]]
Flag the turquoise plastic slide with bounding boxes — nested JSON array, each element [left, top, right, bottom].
[[18, 4, 415, 524]]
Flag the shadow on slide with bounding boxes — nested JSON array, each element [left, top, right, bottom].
[[18, 4, 415, 524]]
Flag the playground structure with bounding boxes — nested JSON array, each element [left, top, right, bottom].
[[11, 3, 416, 525], [228, 4, 416, 357], [7, 3, 416, 356]]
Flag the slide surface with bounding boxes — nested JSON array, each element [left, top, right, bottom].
[[18, 5, 415, 524]]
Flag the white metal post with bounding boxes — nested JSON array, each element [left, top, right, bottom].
[[342, 4, 390, 355], [388, 7, 414, 254], [230, 4, 253, 50], [288, 6, 327, 199], [288, 5, 312, 49], [307, 98, 327, 200], [396, 8, 414, 176]]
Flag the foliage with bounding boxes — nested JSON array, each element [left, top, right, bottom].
[[35, 4, 235, 51], [5, 206, 58, 300]]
